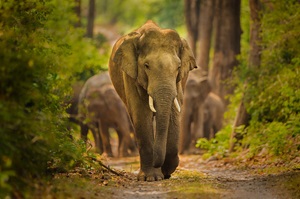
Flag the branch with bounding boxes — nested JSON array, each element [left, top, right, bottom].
[[90, 157, 129, 178]]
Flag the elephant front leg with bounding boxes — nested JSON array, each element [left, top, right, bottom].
[[162, 108, 179, 179], [131, 106, 164, 181], [99, 121, 113, 157], [89, 123, 103, 154], [134, 118, 164, 181], [123, 76, 163, 181]]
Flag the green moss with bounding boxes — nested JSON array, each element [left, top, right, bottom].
[[164, 170, 223, 198]]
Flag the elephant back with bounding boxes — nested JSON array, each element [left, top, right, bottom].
[[77, 72, 112, 121], [87, 72, 111, 88]]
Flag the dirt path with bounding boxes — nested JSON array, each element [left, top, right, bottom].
[[49, 142, 299, 199], [94, 155, 300, 199]]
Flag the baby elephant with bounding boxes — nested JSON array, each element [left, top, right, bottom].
[[203, 92, 225, 139], [78, 72, 138, 157]]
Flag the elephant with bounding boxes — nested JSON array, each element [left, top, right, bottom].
[[66, 81, 89, 139], [78, 72, 138, 157], [202, 92, 225, 139], [179, 69, 212, 154], [108, 21, 197, 181]]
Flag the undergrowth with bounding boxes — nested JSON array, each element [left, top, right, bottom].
[[196, 0, 300, 164]]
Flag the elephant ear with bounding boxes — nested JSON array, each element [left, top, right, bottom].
[[177, 38, 197, 82], [113, 32, 141, 79]]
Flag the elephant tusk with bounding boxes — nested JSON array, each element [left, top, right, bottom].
[[174, 98, 181, 112], [149, 96, 156, 113]]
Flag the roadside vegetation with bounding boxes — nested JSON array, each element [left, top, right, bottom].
[[0, 0, 299, 197], [196, 1, 300, 168]]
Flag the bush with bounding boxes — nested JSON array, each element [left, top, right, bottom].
[[243, 0, 300, 159], [196, 125, 232, 159], [0, 0, 108, 196], [196, 0, 300, 162]]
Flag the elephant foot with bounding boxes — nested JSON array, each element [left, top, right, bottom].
[[164, 174, 171, 179], [162, 154, 179, 178], [137, 168, 164, 182]]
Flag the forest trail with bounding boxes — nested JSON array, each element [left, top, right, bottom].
[[50, 154, 300, 199], [48, 135, 300, 199], [98, 155, 300, 199]]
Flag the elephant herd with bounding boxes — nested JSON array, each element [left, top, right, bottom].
[[67, 72, 138, 157], [67, 21, 224, 181]]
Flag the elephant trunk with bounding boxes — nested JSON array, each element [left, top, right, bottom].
[[151, 89, 175, 168]]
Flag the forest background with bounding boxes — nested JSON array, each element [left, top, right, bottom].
[[0, 0, 299, 197]]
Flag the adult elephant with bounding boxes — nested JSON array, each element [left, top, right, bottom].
[[179, 69, 211, 154], [203, 92, 225, 139], [78, 72, 138, 157], [109, 21, 196, 181]]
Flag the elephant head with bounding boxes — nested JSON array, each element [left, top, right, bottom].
[[112, 21, 197, 169], [184, 69, 211, 105]]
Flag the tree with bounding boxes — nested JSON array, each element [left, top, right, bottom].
[[229, 0, 262, 152], [0, 0, 106, 195], [197, 0, 215, 72], [184, 0, 201, 54], [184, 0, 215, 70], [210, 0, 241, 105], [74, 0, 81, 27], [86, 0, 95, 38]]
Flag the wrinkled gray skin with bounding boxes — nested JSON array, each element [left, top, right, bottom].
[[109, 21, 196, 181], [203, 92, 225, 139], [78, 72, 138, 157], [179, 69, 211, 154]]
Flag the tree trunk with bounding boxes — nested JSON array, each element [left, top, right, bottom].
[[229, 0, 262, 152], [197, 0, 215, 72], [74, 0, 81, 27], [248, 0, 262, 68], [184, 0, 201, 55], [210, 0, 241, 105], [86, 0, 95, 38]]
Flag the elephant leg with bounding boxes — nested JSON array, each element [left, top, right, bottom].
[[131, 112, 163, 181], [179, 114, 192, 154], [125, 132, 138, 156], [99, 121, 113, 157], [211, 124, 219, 139], [193, 104, 205, 140], [128, 138, 138, 156], [210, 127, 216, 139], [116, 129, 128, 157], [162, 108, 179, 179], [134, 116, 163, 181], [203, 121, 211, 139], [80, 123, 89, 143], [123, 76, 163, 181], [90, 123, 103, 154]]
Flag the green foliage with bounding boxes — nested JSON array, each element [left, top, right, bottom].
[[196, 125, 232, 159], [196, 0, 300, 162], [243, 118, 299, 158], [240, 0, 250, 55], [95, 0, 184, 30], [242, 0, 300, 159], [0, 0, 107, 196]]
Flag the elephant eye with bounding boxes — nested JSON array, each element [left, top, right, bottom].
[[144, 62, 150, 69]]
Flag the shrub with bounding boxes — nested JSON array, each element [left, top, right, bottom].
[[0, 0, 108, 196]]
